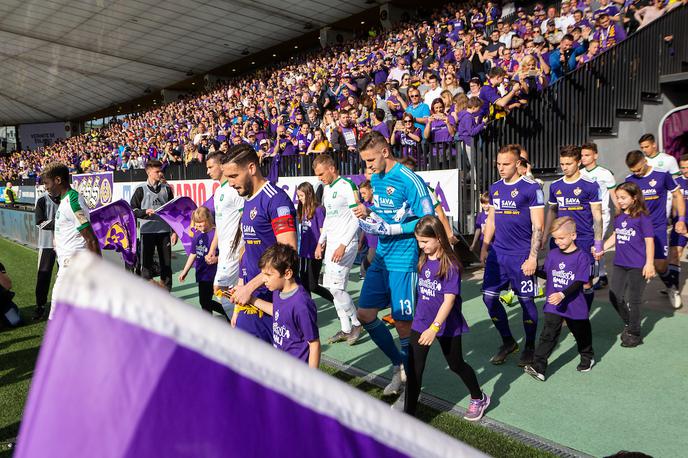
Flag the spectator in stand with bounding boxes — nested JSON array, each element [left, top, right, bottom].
[[578, 40, 601, 64], [371, 109, 390, 142], [515, 55, 548, 99], [424, 98, 456, 146], [478, 67, 521, 120], [634, 0, 666, 29], [405, 87, 431, 131], [307, 129, 332, 154], [550, 34, 585, 82], [456, 97, 486, 152], [391, 114, 422, 159], [594, 12, 626, 51], [467, 77, 482, 100], [332, 110, 359, 153]]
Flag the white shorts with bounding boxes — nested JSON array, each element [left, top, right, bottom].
[[214, 253, 240, 288], [49, 256, 72, 320], [322, 240, 357, 290]]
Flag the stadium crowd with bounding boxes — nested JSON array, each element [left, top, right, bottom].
[[0, 0, 681, 183]]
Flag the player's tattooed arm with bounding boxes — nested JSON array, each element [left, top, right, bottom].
[[523, 206, 544, 276], [529, 226, 543, 259], [592, 203, 603, 242]]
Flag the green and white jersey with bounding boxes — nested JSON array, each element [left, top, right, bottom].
[[646, 152, 679, 175], [54, 188, 91, 263], [581, 165, 615, 214], [214, 180, 244, 258], [319, 176, 360, 247]]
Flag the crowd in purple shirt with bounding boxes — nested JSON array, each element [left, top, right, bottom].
[[1, 0, 670, 183]]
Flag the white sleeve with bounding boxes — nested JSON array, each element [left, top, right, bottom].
[[601, 170, 616, 189], [667, 156, 680, 175]]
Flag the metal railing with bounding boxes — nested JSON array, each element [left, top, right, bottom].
[[474, 6, 688, 193]]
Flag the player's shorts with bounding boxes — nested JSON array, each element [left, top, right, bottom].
[[236, 312, 273, 344], [49, 255, 73, 320], [669, 220, 688, 248], [482, 249, 537, 299], [653, 228, 669, 260], [214, 253, 240, 288], [358, 261, 417, 321], [322, 240, 357, 290]]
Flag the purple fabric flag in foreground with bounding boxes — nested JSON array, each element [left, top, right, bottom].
[[155, 196, 197, 255], [15, 254, 484, 458], [89, 199, 137, 267]]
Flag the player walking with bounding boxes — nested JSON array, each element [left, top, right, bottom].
[[544, 145, 603, 310], [204, 152, 244, 316], [480, 145, 545, 366], [354, 132, 435, 395], [580, 142, 617, 288], [223, 144, 297, 342], [624, 150, 686, 308], [312, 154, 363, 345], [40, 162, 101, 319]]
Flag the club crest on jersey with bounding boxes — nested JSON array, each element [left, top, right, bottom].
[[425, 269, 431, 279], [622, 220, 627, 228], [649, 179, 657, 188], [386, 186, 395, 195], [249, 207, 257, 220], [220, 194, 225, 201], [274, 310, 279, 321], [510, 189, 519, 198], [573, 187, 581, 196], [559, 262, 566, 270]]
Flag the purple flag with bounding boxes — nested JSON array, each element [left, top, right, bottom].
[[155, 196, 197, 255], [15, 254, 483, 458], [89, 199, 137, 267], [203, 194, 215, 219]]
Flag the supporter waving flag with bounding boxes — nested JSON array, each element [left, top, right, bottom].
[[155, 196, 198, 255], [89, 199, 137, 267]]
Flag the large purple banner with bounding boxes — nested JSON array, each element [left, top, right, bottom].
[[15, 254, 482, 458], [71, 172, 114, 210]]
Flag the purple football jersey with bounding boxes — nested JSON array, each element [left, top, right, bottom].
[[240, 182, 296, 297], [490, 177, 545, 255], [543, 247, 591, 320], [272, 285, 319, 363], [613, 213, 654, 268], [412, 258, 469, 337], [625, 169, 678, 229], [548, 176, 601, 243], [299, 206, 325, 259]]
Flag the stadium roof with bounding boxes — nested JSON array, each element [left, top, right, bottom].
[[0, 0, 377, 125]]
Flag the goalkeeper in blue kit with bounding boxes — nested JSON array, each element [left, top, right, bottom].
[[353, 132, 435, 395]]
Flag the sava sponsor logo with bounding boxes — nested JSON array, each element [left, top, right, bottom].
[[557, 197, 583, 206], [241, 224, 256, 235], [493, 198, 517, 210], [374, 195, 395, 207], [641, 188, 657, 196]]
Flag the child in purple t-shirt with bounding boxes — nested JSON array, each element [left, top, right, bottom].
[[524, 217, 595, 382], [470, 191, 490, 254], [178, 207, 227, 320], [405, 215, 489, 421], [595, 182, 655, 347], [250, 243, 321, 368], [296, 182, 333, 302]]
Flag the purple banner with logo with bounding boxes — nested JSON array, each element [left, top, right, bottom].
[[15, 254, 480, 458], [155, 196, 198, 255], [90, 200, 137, 267], [71, 172, 114, 210]]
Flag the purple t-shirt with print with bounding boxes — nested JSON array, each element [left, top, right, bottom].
[[299, 206, 325, 259], [272, 285, 319, 363], [412, 258, 468, 337], [613, 213, 654, 268], [192, 229, 218, 282], [543, 247, 591, 320], [429, 118, 455, 143]]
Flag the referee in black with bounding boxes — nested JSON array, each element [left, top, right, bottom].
[[130, 160, 176, 291], [34, 191, 59, 320]]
